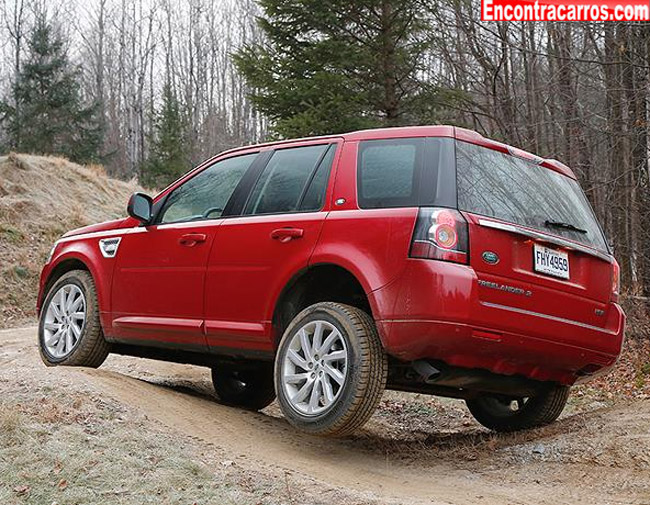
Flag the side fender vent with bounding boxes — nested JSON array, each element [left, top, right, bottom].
[[99, 237, 122, 258]]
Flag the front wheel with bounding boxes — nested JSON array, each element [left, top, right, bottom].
[[466, 385, 570, 432], [275, 302, 387, 437], [38, 269, 109, 368]]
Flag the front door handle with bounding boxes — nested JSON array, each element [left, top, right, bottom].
[[179, 233, 207, 247], [271, 227, 304, 243]]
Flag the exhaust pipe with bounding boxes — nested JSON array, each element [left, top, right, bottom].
[[411, 360, 442, 384]]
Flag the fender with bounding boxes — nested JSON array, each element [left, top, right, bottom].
[[309, 207, 417, 320], [266, 260, 394, 347], [39, 237, 121, 331], [304, 254, 403, 329]]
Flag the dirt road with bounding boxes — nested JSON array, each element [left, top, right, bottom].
[[2, 326, 648, 505]]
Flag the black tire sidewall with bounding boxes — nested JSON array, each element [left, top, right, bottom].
[[466, 386, 570, 432], [274, 304, 368, 431], [38, 271, 98, 365], [211, 361, 275, 410]]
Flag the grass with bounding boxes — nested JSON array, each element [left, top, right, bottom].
[[0, 225, 24, 243], [0, 392, 259, 505], [11, 266, 30, 279], [641, 362, 650, 376], [0, 153, 142, 328], [634, 361, 650, 388]]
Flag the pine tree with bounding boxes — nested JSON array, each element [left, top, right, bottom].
[[234, 0, 460, 138], [141, 85, 190, 188], [0, 16, 102, 163]]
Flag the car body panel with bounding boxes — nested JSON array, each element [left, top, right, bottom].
[[109, 220, 222, 348], [204, 211, 327, 352], [38, 226, 128, 330], [373, 258, 624, 385], [464, 212, 613, 323], [61, 218, 130, 239]]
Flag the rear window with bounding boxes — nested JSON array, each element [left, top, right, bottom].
[[244, 144, 330, 215], [358, 138, 421, 208], [456, 141, 608, 252], [357, 137, 455, 209]]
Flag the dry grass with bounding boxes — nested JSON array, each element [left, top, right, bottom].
[[0, 409, 25, 446], [0, 392, 258, 505], [0, 153, 142, 327]]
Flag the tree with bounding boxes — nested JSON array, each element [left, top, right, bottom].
[[234, 0, 460, 138], [141, 84, 190, 188], [0, 15, 102, 163], [1, 0, 26, 148]]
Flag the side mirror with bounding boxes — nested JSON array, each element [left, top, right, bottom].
[[127, 192, 153, 224]]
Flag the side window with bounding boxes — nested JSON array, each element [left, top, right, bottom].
[[158, 153, 257, 224], [244, 144, 330, 215], [357, 138, 423, 209], [300, 144, 336, 211]]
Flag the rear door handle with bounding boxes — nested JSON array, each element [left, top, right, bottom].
[[271, 227, 304, 243], [179, 233, 207, 247]]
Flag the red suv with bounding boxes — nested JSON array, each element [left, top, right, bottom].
[[37, 126, 625, 436]]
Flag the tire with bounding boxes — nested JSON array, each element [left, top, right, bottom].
[[274, 302, 387, 437], [211, 360, 276, 410], [38, 269, 110, 368], [466, 385, 570, 432]]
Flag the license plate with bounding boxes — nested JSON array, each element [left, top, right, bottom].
[[533, 244, 570, 279]]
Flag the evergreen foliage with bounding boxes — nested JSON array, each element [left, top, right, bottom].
[[234, 0, 461, 138], [141, 85, 190, 188], [0, 16, 101, 163]]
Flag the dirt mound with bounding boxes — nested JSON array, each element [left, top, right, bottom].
[[0, 153, 141, 327]]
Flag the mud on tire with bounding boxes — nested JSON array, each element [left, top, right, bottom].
[[38, 269, 110, 368], [274, 302, 388, 437]]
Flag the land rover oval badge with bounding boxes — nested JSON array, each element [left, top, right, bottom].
[[482, 251, 499, 265]]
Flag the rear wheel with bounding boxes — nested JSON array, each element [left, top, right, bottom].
[[211, 361, 275, 410], [38, 270, 109, 368], [466, 385, 570, 432], [275, 302, 387, 437]]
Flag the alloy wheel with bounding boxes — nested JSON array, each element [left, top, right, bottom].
[[281, 320, 348, 416], [43, 284, 86, 358]]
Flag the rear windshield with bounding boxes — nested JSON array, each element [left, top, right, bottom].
[[456, 140, 608, 252]]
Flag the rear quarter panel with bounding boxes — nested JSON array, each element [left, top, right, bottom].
[[310, 140, 417, 327]]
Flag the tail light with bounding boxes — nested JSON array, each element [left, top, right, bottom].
[[410, 208, 469, 264], [611, 259, 620, 302]]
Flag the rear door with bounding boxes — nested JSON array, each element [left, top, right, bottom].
[[455, 140, 614, 329], [203, 141, 339, 353]]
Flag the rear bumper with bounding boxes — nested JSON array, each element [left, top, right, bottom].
[[372, 260, 625, 386]]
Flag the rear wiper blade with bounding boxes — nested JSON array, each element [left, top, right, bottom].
[[544, 220, 587, 234]]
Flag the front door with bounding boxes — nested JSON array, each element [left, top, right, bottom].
[[110, 151, 259, 348]]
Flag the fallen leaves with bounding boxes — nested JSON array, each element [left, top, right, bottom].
[[13, 484, 30, 496]]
